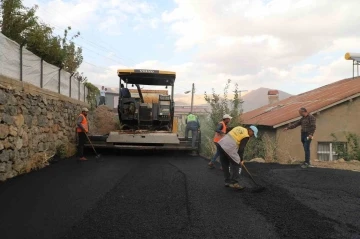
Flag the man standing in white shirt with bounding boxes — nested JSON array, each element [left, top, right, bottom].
[[99, 86, 106, 106]]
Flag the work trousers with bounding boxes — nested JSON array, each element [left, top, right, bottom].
[[77, 132, 87, 158], [210, 142, 221, 163], [185, 126, 198, 148], [98, 96, 106, 105], [301, 132, 312, 164], [218, 144, 240, 184]]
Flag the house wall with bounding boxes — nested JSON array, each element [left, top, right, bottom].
[[275, 97, 360, 162]]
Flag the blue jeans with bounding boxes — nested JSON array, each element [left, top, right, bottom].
[[301, 132, 312, 164], [211, 143, 220, 163]]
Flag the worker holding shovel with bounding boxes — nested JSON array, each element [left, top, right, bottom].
[[216, 125, 258, 190], [76, 108, 89, 161]]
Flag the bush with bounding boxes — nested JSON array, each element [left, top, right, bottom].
[[196, 79, 244, 159], [331, 132, 360, 161], [56, 143, 67, 159]]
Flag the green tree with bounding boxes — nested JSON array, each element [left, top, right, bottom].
[[84, 80, 100, 110], [1, 0, 83, 72], [0, 0, 38, 44], [200, 79, 243, 157], [204, 79, 242, 130]]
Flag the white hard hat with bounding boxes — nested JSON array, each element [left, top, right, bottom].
[[223, 114, 232, 119], [82, 107, 89, 112]]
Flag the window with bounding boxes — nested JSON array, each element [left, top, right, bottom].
[[317, 142, 346, 161]]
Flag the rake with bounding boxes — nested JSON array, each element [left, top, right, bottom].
[[241, 162, 266, 193]]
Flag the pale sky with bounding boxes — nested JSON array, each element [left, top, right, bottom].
[[23, 0, 360, 96]]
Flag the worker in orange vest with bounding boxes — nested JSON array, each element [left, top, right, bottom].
[[208, 114, 233, 169], [76, 107, 89, 161]]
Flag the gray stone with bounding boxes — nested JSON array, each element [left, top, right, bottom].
[[0, 141, 4, 151], [0, 150, 10, 162], [5, 162, 12, 172], [30, 106, 41, 116], [0, 90, 7, 105], [19, 149, 28, 159], [38, 142, 45, 152], [38, 102, 45, 109], [41, 108, 47, 115], [10, 150, 19, 160], [2, 114, 14, 125], [8, 95, 17, 106], [0, 124, 9, 139], [38, 115, 48, 127], [22, 132, 28, 147], [20, 106, 28, 115], [0, 162, 6, 172], [13, 159, 25, 172], [31, 99, 38, 106], [24, 101, 31, 109], [15, 138, 23, 150], [31, 116, 38, 126], [5, 105, 17, 116], [43, 97, 48, 105]]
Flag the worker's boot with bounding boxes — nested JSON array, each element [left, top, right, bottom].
[[79, 157, 88, 161], [229, 183, 244, 190], [208, 162, 215, 169]]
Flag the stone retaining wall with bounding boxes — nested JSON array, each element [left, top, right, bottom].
[[0, 76, 90, 181]]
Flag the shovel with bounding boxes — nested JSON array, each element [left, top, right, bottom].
[[85, 133, 103, 161], [241, 162, 266, 193]]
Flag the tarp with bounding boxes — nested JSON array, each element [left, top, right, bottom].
[[23, 47, 41, 87], [0, 33, 88, 101], [0, 33, 21, 80], [60, 70, 70, 97], [71, 77, 79, 100]]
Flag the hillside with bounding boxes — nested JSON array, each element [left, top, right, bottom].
[[242, 88, 292, 112], [174, 88, 292, 112]]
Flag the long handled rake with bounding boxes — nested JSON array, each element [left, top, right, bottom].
[[242, 162, 266, 193], [84, 133, 103, 161]]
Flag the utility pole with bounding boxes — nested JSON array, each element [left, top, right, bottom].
[[191, 83, 195, 113]]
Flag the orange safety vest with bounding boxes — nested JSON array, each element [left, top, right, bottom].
[[213, 121, 227, 142], [76, 113, 88, 133]]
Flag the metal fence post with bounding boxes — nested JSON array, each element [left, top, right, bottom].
[[78, 79, 80, 100], [20, 42, 26, 81], [58, 67, 63, 94], [84, 84, 86, 102], [40, 59, 44, 88], [70, 73, 74, 98]]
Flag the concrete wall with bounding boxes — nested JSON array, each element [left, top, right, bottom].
[[0, 76, 90, 181], [275, 97, 360, 162]]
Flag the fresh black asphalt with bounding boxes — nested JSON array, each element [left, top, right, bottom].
[[0, 151, 359, 239]]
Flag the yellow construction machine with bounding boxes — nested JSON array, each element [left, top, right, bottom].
[[85, 69, 201, 154]]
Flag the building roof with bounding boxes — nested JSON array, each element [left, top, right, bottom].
[[241, 77, 360, 128]]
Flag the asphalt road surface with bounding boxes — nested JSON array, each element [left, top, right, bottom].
[[0, 151, 359, 239]]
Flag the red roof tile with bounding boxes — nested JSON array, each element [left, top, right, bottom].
[[241, 77, 360, 128]]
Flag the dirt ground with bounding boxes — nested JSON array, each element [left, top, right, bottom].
[[311, 159, 360, 172], [90, 105, 119, 135]]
